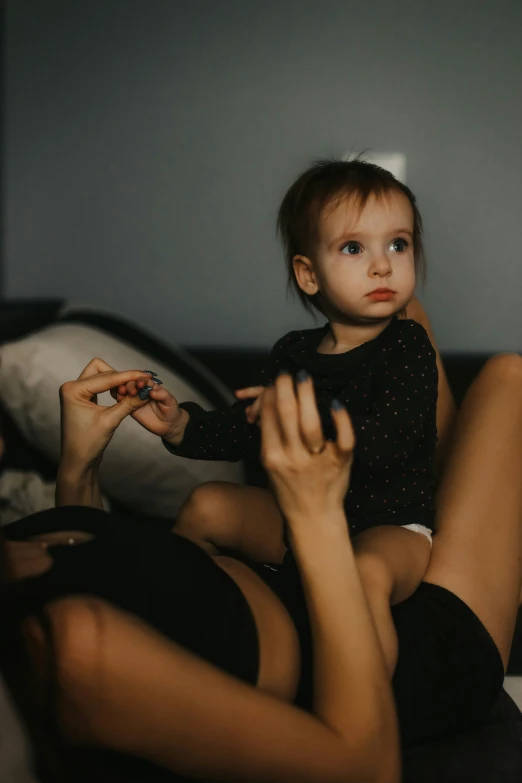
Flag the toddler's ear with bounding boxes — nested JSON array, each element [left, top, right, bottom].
[[292, 255, 319, 295]]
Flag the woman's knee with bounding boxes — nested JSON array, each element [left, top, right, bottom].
[[481, 353, 522, 384]]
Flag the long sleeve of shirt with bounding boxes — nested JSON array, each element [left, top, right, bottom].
[[163, 335, 292, 461], [348, 321, 438, 471]]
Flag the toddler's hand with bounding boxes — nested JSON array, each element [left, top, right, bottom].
[[111, 374, 187, 443], [235, 385, 265, 424]]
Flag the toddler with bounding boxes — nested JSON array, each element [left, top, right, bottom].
[[116, 159, 438, 674]]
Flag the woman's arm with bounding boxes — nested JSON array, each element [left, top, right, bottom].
[[41, 594, 397, 783], [262, 374, 400, 781], [55, 464, 104, 509], [55, 359, 154, 509], [290, 512, 400, 779], [404, 296, 457, 471]]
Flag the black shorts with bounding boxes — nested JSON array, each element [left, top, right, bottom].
[[250, 554, 505, 745], [391, 581, 505, 745]]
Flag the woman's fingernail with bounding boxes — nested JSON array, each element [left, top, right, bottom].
[[138, 386, 153, 400], [296, 369, 309, 383], [141, 370, 158, 376], [152, 377, 163, 385], [331, 398, 344, 411], [277, 369, 291, 378]]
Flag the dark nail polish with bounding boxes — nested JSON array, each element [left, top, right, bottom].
[[141, 370, 158, 376], [296, 369, 310, 383], [138, 386, 153, 400], [331, 398, 344, 411], [152, 377, 163, 385], [276, 369, 291, 378]]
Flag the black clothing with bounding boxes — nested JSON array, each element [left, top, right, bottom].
[[2, 507, 259, 688], [391, 581, 505, 745], [2, 508, 504, 764], [166, 318, 439, 534], [237, 552, 506, 746]]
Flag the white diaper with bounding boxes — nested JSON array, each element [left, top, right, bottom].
[[400, 523, 433, 546]]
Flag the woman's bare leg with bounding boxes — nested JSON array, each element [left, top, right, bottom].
[[404, 297, 458, 470], [425, 353, 522, 669]]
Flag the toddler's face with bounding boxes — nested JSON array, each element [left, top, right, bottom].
[[299, 190, 416, 323]]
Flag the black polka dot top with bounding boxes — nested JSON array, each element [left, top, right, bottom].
[[166, 317, 438, 533]]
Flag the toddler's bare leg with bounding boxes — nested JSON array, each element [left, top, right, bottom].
[[353, 526, 432, 676], [174, 482, 287, 563]]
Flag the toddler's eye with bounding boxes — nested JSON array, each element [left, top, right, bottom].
[[341, 241, 362, 255], [390, 238, 409, 253]]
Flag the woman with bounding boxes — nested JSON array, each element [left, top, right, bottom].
[[2, 363, 399, 783], [2, 304, 522, 782]]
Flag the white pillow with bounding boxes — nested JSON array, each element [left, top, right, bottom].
[[0, 323, 244, 519]]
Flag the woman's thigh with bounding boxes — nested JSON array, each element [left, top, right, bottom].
[[425, 353, 522, 669]]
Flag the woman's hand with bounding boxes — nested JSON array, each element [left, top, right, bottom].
[[259, 372, 355, 527], [59, 359, 154, 472], [3, 541, 53, 581]]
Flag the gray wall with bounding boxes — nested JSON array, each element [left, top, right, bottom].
[[6, 0, 522, 350]]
